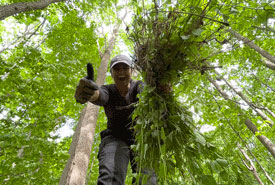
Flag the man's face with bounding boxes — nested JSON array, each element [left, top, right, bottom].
[[111, 63, 132, 86]]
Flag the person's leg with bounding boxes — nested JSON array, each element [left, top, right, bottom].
[[97, 136, 130, 185]]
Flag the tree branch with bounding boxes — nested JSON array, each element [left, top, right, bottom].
[[238, 144, 264, 185], [215, 71, 274, 127], [0, 0, 65, 21], [227, 29, 275, 65], [252, 25, 275, 34], [252, 74, 275, 93], [156, 10, 230, 26]]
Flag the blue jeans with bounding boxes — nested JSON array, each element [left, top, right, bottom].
[[97, 135, 157, 185]]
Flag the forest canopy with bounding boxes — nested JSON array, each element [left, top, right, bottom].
[[0, 0, 274, 184]]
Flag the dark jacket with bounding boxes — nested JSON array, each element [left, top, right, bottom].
[[92, 80, 143, 145]]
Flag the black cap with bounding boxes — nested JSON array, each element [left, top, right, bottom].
[[110, 55, 132, 69]]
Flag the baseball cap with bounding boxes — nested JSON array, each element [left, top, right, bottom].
[[110, 55, 132, 69]]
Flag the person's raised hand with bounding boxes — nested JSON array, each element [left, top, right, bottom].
[[74, 63, 99, 104]]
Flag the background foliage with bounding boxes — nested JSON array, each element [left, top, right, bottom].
[[0, 0, 275, 184]]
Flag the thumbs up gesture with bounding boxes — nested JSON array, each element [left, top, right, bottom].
[[75, 63, 99, 104]]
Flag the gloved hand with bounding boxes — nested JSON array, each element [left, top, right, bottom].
[[75, 63, 99, 104]]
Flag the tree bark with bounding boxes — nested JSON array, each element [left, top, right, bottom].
[[208, 77, 275, 183], [207, 77, 229, 100], [252, 25, 275, 34], [0, 0, 64, 21], [245, 119, 275, 158], [59, 24, 120, 185], [227, 29, 275, 66], [215, 71, 274, 127], [238, 144, 264, 185], [252, 74, 275, 93], [262, 59, 275, 71]]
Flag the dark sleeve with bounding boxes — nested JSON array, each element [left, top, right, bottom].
[[91, 85, 109, 106]]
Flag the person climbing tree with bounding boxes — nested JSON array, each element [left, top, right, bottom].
[[74, 54, 157, 185]]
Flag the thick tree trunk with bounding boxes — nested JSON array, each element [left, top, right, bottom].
[[238, 144, 264, 185], [0, 0, 64, 20], [59, 24, 120, 185], [245, 119, 275, 158], [227, 29, 275, 67]]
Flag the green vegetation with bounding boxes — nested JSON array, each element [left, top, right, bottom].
[[1, 0, 275, 184]]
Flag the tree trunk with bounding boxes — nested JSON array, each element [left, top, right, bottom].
[[59, 24, 120, 185], [0, 0, 64, 21], [215, 71, 274, 127], [238, 144, 264, 185], [245, 119, 275, 158], [262, 59, 275, 71], [0, 19, 46, 54], [227, 29, 275, 67], [207, 77, 229, 100], [17, 131, 32, 158], [252, 25, 275, 34], [209, 76, 275, 157], [208, 76, 275, 183], [252, 74, 275, 93]]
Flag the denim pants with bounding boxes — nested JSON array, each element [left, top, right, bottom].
[[97, 135, 157, 185]]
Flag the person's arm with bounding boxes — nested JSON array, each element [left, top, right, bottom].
[[90, 85, 109, 106], [75, 63, 100, 104], [74, 78, 99, 104]]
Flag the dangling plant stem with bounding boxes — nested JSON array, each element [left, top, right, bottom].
[[129, 3, 230, 184]]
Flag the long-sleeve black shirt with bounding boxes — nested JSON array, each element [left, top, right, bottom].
[[92, 80, 144, 145]]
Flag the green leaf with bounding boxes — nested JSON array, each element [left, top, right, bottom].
[[181, 35, 190, 40], [192, 28, 203, 36], [220, 170, 229, 181], [194, 131, 206, 146], [200, 175, 217, 185], [161, 127, 166, 141], [216, 158, 228, 167]]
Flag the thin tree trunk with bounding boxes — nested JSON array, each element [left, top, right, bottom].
[[252, 25, 275, 34], [207, 77, 229, 100], [209, 76, 275, 156], [237, 144, 264, 185], [215, 71, 274, 127], [252, 74, 275, 93], [17, 131, 32, 158], [262, 59, 275, 71], [59, 24, 120, 185], [265, 109, 275, 120], [0, 0, 64, 21], [244, 144, 275, 185], [227, 29, 275, 66], [0, 19, 46, 54], [208, 77, 275, 183], [245, 119, 275, 158]]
